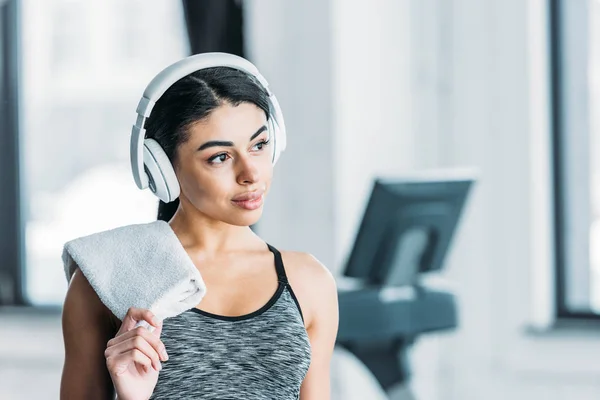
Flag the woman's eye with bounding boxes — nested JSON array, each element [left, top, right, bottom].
[[252, 139, 270, 151], [208, 153, 228, 164]]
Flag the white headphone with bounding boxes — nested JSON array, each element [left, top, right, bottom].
[[130, 52, 287, 203]]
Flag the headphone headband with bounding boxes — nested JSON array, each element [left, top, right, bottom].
[[136, 53, 270, 119], [130, 53, 286, 193]]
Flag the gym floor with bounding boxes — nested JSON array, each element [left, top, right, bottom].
[[1, 308, 63, 399]]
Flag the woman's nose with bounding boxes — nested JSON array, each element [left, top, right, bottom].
[[236, 157, 260, 185]]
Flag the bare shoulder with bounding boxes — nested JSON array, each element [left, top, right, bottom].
[[279, 251, 338, 328], [61, 266, 118, 398], [63, 267, 120, 337], [280, 251, 334, 282]]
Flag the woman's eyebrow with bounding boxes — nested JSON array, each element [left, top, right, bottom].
[[197, 125, 268, 151]]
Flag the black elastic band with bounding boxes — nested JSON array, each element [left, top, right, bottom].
[[266, 243, 306, 323], [267, 243, 288, 284]]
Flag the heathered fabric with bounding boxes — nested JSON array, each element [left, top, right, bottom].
[[149, 244, 312, 399]]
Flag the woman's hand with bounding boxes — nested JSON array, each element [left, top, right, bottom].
[[105, 307, 169, 400]]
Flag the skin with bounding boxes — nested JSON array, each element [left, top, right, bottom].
[[60, 101, 339, 400]]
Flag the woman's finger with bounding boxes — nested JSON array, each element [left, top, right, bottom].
[[117, 307, 161, 336], [105, 334, 163, 372], [106, 348, 153, 376], [107, 325, 168, 362]]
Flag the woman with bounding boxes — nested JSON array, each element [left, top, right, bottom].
[[60, 55, 339, 399]]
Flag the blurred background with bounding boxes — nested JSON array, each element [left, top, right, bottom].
[[1, 0, 599, 399]]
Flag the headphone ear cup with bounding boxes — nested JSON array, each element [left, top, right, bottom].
[[143, 138, 180, 203]]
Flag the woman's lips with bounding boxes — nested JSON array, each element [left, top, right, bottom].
[[231, 194, 264, 210]]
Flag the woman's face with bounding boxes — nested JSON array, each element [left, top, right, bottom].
[[174, 102, 273, 227]]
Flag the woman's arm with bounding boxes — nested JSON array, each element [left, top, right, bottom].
[[297, 254, 339, 400], [60, 266, 117, 399]]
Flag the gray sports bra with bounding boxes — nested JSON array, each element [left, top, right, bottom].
[[149, 244, 312, 399]]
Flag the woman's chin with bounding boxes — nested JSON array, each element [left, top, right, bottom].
[[225, 208, 264, 227]]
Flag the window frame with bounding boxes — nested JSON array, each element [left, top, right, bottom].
[[0, 0, 27, 307], [550, 0, 600, 320]]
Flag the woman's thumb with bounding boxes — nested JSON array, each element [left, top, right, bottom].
[[118, 307, 160, 335], [152, 319, 164, 337]]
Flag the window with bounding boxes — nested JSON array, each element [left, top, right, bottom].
[[19, 0, 189, 305], [51, 2, 88, 72], [592, 1, 600, 314], [551, 0, 600, 317]]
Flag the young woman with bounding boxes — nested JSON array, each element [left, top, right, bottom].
[[60, 55, 339, 399]]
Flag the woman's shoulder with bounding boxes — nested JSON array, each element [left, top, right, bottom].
[[64, 265, 121, 333], [278, 250, 338, 327], [61, 265, 120, 398], [279, 250, 334, 282]]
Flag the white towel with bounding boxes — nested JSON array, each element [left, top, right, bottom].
[[62, 220, 207, 322]]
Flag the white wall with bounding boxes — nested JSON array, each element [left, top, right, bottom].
[[244, 0, 337, 269], [246, 0, 600, 399], [331, 0, 419, 274]]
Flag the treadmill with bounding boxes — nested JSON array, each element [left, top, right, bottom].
[[335, 170, 477, 394]]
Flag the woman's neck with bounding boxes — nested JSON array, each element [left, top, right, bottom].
[[167, 211, 260, 257]]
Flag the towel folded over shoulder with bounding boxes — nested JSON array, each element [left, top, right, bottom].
[[62, 220, 207, 321]]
